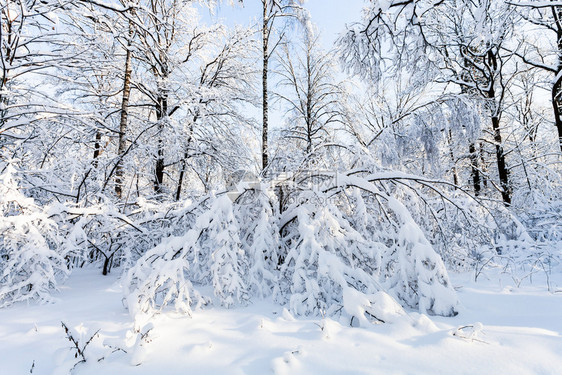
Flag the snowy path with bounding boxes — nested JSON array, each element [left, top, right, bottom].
[[0, 269, 561, 374]]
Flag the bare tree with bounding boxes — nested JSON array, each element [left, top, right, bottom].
[[115, 15, 135, 199], [175, 26, 258, 201], [339, 0, 517, 205], [0, 0, 74, 157], [275, 34, 342, 155], [437, 1, 516, 204], [259, 0, 306, 171], [58, 1, 127, 203], [509, 1, 562, 152]]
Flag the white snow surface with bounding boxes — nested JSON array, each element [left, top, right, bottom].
[[1, 268, 561, 374]]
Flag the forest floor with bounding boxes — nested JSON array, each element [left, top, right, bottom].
[[1, 267, 561, 374]]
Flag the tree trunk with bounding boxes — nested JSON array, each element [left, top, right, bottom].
[[115, 21, 134, 199], [175, 150, 188, 201], [479, 141, 488, 188], [175, 118, 195, 201], [447, 129, 459, 187], [262, 3, 269, 171], [154, 95, 167, 194], [552, 5, 562, 152], [102, 255, 111, 276], [551, 75, 562, 151], [468, 142, 481, 196], [306, 50, 313, 154], [459, 58, 481, 195], [93, 130, 102, 169], [485, 50, 511, 206], [491, 113, 511, 205]]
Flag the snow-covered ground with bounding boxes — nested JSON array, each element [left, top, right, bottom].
[[1, 268, 561, 374]]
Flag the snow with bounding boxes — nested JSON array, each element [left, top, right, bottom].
[[1, 268, 561, 374]]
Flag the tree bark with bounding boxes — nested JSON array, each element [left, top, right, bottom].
[[262, 1, 269, 171], [115, 20, 134, 199], [485, 49, 511, 206], [552, 5, 562, 152], [154, 95, 167, 194], [458, 57, 482, 195], [175, 150, 188, 201], [175, 117, 195, 201], [447, 129, 459, 187], [551, 82, 562, 151], [468, 142, 481, 196], [490, 113, 511, 205], [306, 49, 313, 154], [93, 130, 102, 169]]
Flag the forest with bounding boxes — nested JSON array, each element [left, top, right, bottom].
[[0, 0, 561, 373]]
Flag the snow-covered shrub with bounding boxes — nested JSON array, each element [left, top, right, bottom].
[[0, 165, 68, 307], [205, 195, 249, 307], [124, 194, 252, 316], [235, 187, 279, 298], [274, 184, 459, 320], [381, 197, 459, 316], [468, 204, 562, 289], [123, 171, 461, 321], [123, 237, 203, 317], [58, 196, 205, 275], [276, 196, 385, 318], [123, 201, 214, 316], [340, 173, 460, 315]]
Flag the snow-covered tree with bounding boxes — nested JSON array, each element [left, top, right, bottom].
[[259, 0, 308, 170], [275, 34, 342, 155], [0, 164, 68, 307], [510, 1, 562, 151], [381, 196, 459, 316], [206, 195, 249, 307], [235, 186, 279, 298], [271, 168, 461, 319], [276, 197, 385, 317]]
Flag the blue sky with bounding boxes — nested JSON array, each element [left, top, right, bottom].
[[196, 0, 368, 150], [202, 0, 366, 49]]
